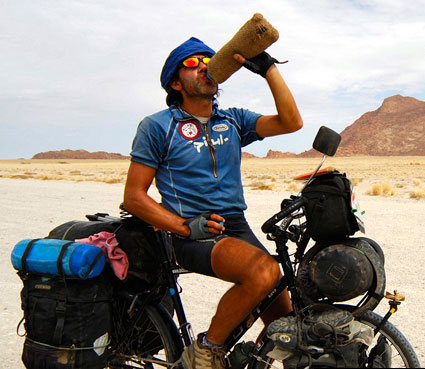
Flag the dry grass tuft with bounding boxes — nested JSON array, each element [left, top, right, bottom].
[[410, 187, 425, 199], [287, 182, 302, 193], [367, 182, 398, 197], [249, 181, 275, 190], [369, 183, 381, 196], [11, 174, 32, 179], [351, 178, 364, 186], [103, 178, 124, 184]]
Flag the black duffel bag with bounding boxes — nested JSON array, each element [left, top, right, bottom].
[[46, 216, 163, 279], [46, 218, 120, 241], [46, 214, 172, 312]]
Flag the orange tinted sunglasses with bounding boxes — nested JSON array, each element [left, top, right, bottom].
[[181, 56, 211, 68]]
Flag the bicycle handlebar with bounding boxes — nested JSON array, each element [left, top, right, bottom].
[[261, 196, 307, 234]]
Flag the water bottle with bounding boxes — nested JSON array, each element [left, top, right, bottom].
[[227, 341, 255, 369], [207, 13, 279, 84]]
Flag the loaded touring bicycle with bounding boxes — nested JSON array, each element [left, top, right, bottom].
[[12, 126, 421, 368]]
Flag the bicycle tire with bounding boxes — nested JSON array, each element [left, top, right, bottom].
[[108, 303, 183, 368], [250, 310, 420, 368], [358, 310, 421, 368]]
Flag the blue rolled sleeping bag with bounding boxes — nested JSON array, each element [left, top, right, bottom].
[[11, 238, 105, 279]]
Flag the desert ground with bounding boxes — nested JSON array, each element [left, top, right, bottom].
[[1, 156, 425, 199], [0, 156, 424, 368]]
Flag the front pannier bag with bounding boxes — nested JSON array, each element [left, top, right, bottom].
[[301, 172, 360, 242]]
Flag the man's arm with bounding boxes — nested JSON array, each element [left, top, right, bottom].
[[256, 64, 303, 137], [234, 54, 303, 138], [124, 161, 190, 236], [124, 161, 225, 237]]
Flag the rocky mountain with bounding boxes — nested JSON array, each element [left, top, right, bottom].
[[32, 149, 130, 160], [265, 150, 298, 158], [246, 95, 424, 158], [242, 150, 298, 159], [337, 95, 425, 156], [241, 152, 259, 159]]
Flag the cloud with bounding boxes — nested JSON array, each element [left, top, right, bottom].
[[0, 0, 424, 158]]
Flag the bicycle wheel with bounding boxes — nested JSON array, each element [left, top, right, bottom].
[[357, 310, 421, 368], [108, 302, 183, 368], [250, 310, 420, 368]]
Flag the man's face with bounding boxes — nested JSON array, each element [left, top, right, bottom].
[[172, 54, 218, 100]]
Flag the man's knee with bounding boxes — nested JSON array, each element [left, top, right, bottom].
[[211, 237, 279, 291], [251, 254, 280, 295]]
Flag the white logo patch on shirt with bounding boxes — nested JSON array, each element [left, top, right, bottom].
[[212, 124, 229, 132], [193, 134, 229, 153], [179, 121, 200, 140]]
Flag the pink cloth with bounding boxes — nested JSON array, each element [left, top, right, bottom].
[[76, 231, 129, 280]]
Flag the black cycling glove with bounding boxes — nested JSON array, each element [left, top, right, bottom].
[[184, 213, 213, 240], [243, 51, 288, 78]]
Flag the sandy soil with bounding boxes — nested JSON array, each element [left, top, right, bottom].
[[0, 167, 424, 367]]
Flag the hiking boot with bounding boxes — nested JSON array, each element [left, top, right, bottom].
[[181, 335, 226, 369]]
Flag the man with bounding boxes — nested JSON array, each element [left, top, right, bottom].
[[124, 37, 303, 369]]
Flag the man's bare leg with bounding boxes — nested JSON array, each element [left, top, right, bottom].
[[206, 238, 282, 344]]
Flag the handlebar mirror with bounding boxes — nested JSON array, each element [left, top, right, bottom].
[[312, 126, 341, 157]]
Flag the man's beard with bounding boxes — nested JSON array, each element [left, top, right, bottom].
[[180, 77, 218, 100]]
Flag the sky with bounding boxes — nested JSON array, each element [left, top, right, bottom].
[[1, 0, 425, 159]]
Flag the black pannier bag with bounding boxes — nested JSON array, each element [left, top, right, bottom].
[[19, 272, 112, 369], [301, 172, 360, 242], [17, 214, 167, 369]]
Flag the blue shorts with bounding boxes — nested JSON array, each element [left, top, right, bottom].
[[172, 213, 268, 277]]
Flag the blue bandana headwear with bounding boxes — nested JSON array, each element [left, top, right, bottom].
[[160, 37, 216, 90]]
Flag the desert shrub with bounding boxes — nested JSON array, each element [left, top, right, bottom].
[[256, 174, 274, 181], [36, 175, 50, 181], [287, 182, 301, 193], [351, 178, 363, 186], [410, 187, 425, 199], [367, 182, 397, 197], [249, 181, 275, 190], [368, 183, 382, 196], [103, 178, 123, 184]]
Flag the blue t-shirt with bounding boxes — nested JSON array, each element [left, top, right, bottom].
[[131, 103, 262, 218]]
